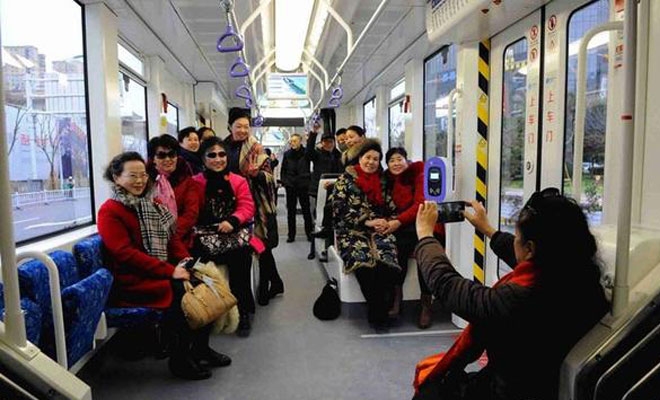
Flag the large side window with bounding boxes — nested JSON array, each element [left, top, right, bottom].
[[363, 97, 376, 137], [166, 102, 179, 137], [563, 0, 609, 225], [2, 0, 93, 243], [423, 45, 456, 159], [118, 43, 147, 157], [388, 79, 405, 148]]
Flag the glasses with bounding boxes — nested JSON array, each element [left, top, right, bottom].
[[155, 150, 177, 160], [523, 187, 561, 215], [122, 173, 149, 182], [205, 151, 227, 159]]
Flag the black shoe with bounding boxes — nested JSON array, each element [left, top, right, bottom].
[[286, 237, 295, 243], [237, 313, 251, 337], [268, 280, 284, 299], [307, 252, 315, 260], [257, 283, 270, 306], [311, 228, 332, 239], [169, 353, 212, 380], [194, 348, 232, 368], [307, 234, 313, 242]]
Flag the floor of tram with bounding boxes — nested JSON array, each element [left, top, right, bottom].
[[78, 198, 459, 400]]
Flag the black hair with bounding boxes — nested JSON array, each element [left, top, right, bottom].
[[197, 126, 216, 140], [346, 125, 365, 137], [103, 152, 144, 182], [177, 126, 198, 143], [264, 148, 272, 156], [198, 136, 226, 158], [335, 128, 347, 136], [385, 147, 408, 164], [228, 107, 251, 127], [357, 139, 383, 161], [147, 134, 180, 159]]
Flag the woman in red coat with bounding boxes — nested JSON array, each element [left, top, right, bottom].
[[385, 147, 445, 328], [146, 134, 202, 251], [98, 151, 230, 381]]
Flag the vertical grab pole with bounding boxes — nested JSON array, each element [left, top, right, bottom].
[[447, 88, 461, 195], [0, 27, 28, 349], [613, 0, 638, 318]]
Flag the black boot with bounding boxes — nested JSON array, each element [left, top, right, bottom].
[[191, 326, 231, 368], [268, 278, 284, 299], [257, 281, 270, 306], [168, 334, 212, 380], [236, 312, 251, 337]]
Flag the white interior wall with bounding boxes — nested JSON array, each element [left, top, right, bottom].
[[405, 58, 424, 162]]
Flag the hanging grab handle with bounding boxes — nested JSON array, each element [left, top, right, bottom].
[[229, 56, 250, 78], [331, 86, 343, 100], [216, 24, 244, 53], [253, 114, 264, 127], [234, 85, 253, 108]]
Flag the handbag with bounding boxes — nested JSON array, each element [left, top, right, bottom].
[[193, 224, 252, 257], [312, 278, 340, 320], [181, 271, 238, 330]]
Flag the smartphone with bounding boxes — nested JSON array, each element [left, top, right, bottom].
[[437, 201, 466, 223]]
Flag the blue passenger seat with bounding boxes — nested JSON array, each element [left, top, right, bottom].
[[72, 234, 164, 328], [0, 282, 43, 345], [17, 250, 113, 366]]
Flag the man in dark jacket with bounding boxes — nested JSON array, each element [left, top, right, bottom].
[[281, 133, 313, 242]]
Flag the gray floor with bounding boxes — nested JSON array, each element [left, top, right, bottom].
[[78, 200, 459, 400]]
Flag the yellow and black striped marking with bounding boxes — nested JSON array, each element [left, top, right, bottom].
[[474, 39, 490, 285]]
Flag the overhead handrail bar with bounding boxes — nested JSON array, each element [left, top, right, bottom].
[[303, 48, 330, 90], [319, 0, 354, 57], [304, 63, 325, 109], [572, 21, 622, 201], [16, 251, 67, 369], [621, 360, 660, 400], [250, 49, 276, 83], [311, 0, 390, 116], [239, 0, 274, 60], [613, 0, 638, 318], [447, 88, 462, 194], [253, 59, 277, 95]]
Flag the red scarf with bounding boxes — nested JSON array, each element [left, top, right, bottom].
[[413, 260, 539, 393], [354, 164, 384, 207]]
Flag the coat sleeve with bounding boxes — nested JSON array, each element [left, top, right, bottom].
[[397, 164, 426, 226], [306, 131, 320, 162], [98, 203, 175, 279], [490, 231, 517, 269], [174, 178, 202, 242], [414, 237, 532, 324], [280, 152, 291, 187], [230, 175, 256, 225], [332, 174, 369, 232]]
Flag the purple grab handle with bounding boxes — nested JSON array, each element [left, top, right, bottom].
[[235, 84, 253, 107], [244, 98, 253, 108], [331, 86, 343, 99], [253, 115, 264, 127], [328, 97, 341, 108], [217, 25, 244, 53], [229, 57, 250, 78]]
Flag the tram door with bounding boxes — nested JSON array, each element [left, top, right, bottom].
[[486, 0, 612, 283]]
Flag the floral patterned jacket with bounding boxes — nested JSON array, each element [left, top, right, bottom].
[[331, 166, 399, 273]]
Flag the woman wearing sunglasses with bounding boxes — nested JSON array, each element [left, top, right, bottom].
[[192, 137, 264, 337], [412, 188, 609, 400], [147, 134, 202, 252]]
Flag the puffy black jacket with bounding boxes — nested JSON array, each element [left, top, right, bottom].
[[281, 146, 311, 189], [306, 131, 343, 196]]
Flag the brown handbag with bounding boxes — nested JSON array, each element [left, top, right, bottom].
[[181, 272, 238, 330]]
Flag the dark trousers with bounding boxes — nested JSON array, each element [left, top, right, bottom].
[[207, 247, 255, 314], [258, 247, 282, 286], [285, 186, 313, 239], [394, 230, 431, 294], [354, 266, 396, 324]]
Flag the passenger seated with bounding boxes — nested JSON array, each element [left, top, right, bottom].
[[147, 134, 201, 251], [192, 137, 264, 338], [177, 126, 203, 174], [331, 139, 400, 329], [412, 189, 609, 400], [98, 151, 230, 381], [384, 147, 445, 328]]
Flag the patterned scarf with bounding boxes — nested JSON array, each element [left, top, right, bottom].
[[413, 260, 539, 394], [154, 173, 178, 219], [354, 164, 384, 207], [111, 184, 175, 261]]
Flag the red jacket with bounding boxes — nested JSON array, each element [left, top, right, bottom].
[[388, 161, 445, 237], [173, 176, 203, 249], [98, 199, 189, 309]]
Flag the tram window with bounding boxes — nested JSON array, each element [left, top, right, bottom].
[[423, 45, 456, 160], [1, 0, 93, 244], [119, 71, 147, 157], [388, 101, 405, 148], [166, 102, 179, 137], [563, 0, 609, 226], [363, 97, 376, 137], [499, 38, 528, 234]]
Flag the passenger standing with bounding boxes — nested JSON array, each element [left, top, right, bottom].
[[98, 152, 230, 381], [178, 126, 203, 174], [412, 190, 609, 400], [281, 133, 313, 242], [197, 126, 216, 143], [223, 108, 284, 310], [335, 127, 348, 152], [146, 134, 202, 252], [192, 137, 263, 337], [331, 139, 400, 330], [384, 147, 445, 328]]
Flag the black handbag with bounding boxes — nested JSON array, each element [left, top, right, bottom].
[[193, 224, 251, 256], [313, 278, 340, 320]]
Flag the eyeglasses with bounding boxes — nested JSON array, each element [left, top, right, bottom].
[[155, 150, 177, 160], [122, 173, 149, 182], [523, 187, 561, 215], [205, 151, 227, 159]]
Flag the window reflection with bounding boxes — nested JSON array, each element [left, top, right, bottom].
[[119, 71, 147, 157], [423, 45, 456, 160], [363, 98, 376, 138], [389, 101, 405, 148]]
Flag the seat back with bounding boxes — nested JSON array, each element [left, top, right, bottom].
[[72, 234, 104, 278], [0, 282, 43, 344]]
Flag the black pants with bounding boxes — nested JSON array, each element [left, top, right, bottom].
[[354, 265, 396, 324], [206, 247, 255, 314], [258, 247, 282, 287], [394, 230, 431, 294], [285, 186, 313, 239]]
